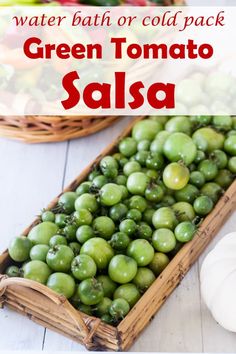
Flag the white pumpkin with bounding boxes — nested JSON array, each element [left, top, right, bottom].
[[200, 232, 236, 332]]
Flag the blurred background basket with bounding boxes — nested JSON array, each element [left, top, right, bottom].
[[0, 0, 185, 144]]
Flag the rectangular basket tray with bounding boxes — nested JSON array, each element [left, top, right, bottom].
[[0, 116, 236, 351]]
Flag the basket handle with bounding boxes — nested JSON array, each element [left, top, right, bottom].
[[0, 275, 100, 345]]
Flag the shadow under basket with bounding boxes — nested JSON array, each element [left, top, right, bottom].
[[0, 116, 236, 351]]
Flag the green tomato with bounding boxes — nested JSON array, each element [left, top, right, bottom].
[[95, 297, 113, 317], [145, 184, 164, 203], [41, 210, 55, 223], [119, 219, 136, 236], [163, 132, 197, 166], [73, 209, 93, 226], [189, 171, 205, 188], [76, 225, 94, 244], [152, 207, 178, 230], [127, 172, 149, 196], [120, 185, 129, 200], [224, 135, 236, 155], [28, 222, 58, 245], [136, 222, 153, 241], [123, 161, 141, 176], [228, 156, 236, 173], [109, 203, 128, 222], [119, 137, 137, 157], [101, 314, 114, 324], [193, 196, 214, 216], [127, 239, 154, 266], [214, 169, 233, 189], [172, 202, 195, 222], [190, 115, 212, 126], [134, 151, 150, 167], [114, 284, 141, 307], [165, 116, 192, 135], [194, 150, 206, 164], [92, 175, 108, 189], [109, 232, 130, 251], [198, 160, 218, 181], [146, 152, 164, 170], [46, 245, 74, 272], [210, 150, 228, 169], [174, 184, 199, 203], [24, 260, 51, 285], [212, 116, 232, 131], [109, 298, 130, 320], [5, 265, 21, 278], [76, 182, 92, 196], [143, 208, 155, 226], [100, 156, 118, 178], [81, 238, 114, 270], [96, 275, 117, 298], [150, 131, 171, 154], [152, 229, 176, 253], [133, 268, 155, 293], [149, 252, 170, 276], [137, 139, 151, 151], [58, 192, 77, 214], [63, 224, 77, 242], [30, 244, 50, 262], [71, 255, 97, 281], [132, 119, 163, 141], [93, 216, 115, 240], [115, 175, 127, 186], [78, 278, 104, 306], [163, 162, 190, 190], [55, 213, 67, 228], [75, 194, 98, 213], [108, 255, 138, 284], [201, 182, 223, 203], [126, 209, 142, 222], [100, 183, 122, 206], [49, 235, 67, 247], [175, 222, 196, 243], [47, 273, 75, 299], [129, 195, 147, 212], [192, 127, 225, 152], [9, 236, 32, 262], [69, 242, 81, 256]]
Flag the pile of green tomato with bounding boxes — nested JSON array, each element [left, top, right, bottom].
[[6, 116, 236, 325]]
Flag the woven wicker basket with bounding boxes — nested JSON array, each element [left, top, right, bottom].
[[0, 0, 185, 143]]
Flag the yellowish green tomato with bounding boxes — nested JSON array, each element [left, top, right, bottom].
[[152, 207, 178, 230], [228, 156, 236, 173], [224, 135, 236, 155], [163, 162, 190, 190], [172, 202, 195, 222], [75, 193, 98, 213], [149, 252, 170, 276], [152, 229, 176, 253], [192, 127, 225, 152], [133, 268, 156, 293]]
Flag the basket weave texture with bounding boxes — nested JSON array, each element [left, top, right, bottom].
[[0, 0, 185, 143]]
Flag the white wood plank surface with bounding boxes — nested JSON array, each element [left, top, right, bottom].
[[0, 117, 235, 352]]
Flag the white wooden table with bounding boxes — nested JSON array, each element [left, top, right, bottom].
[[0, 116, 235, 352]]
